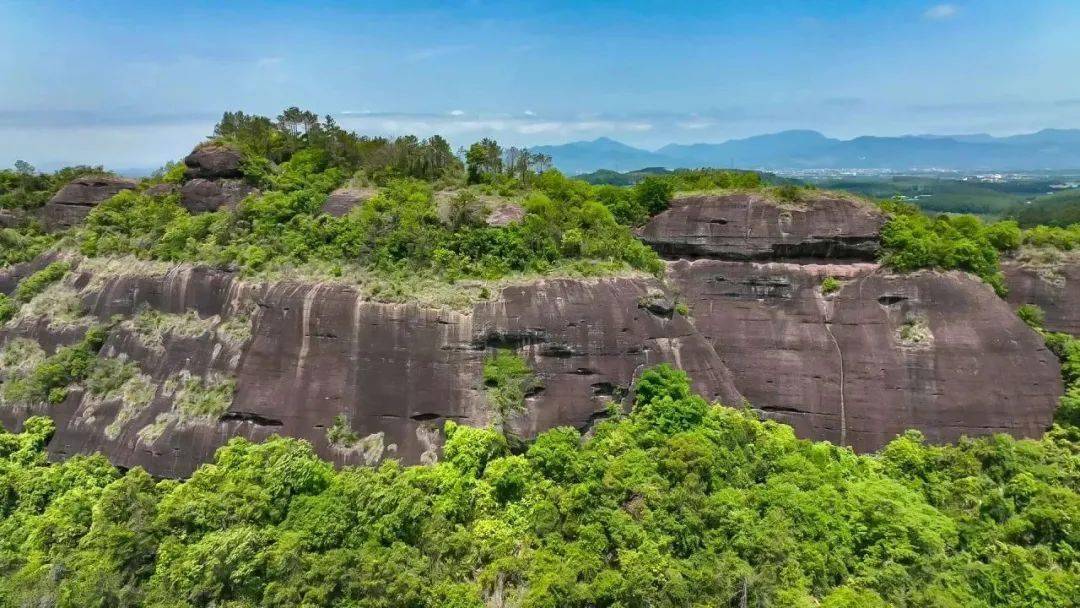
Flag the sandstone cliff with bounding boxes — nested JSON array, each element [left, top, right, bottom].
[[1003, 257, 1080, 334], [0, 187, 1068, 477], [1, 256, 739, 477]]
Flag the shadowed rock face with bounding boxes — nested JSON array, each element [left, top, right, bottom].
[[0, 261, 741, 477], [1003, 260, 1080, 334], [42, 176, 137, 231], [639, 193, 886, 261], [667, 259, 1062, 451], [183, 145, 245, 180], [180, 178, 257, 213]]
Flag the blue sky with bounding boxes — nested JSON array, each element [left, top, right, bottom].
[[2, 0, 1080, 168]]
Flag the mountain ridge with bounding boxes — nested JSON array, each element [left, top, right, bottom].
[[531, 128, 1080, 174]]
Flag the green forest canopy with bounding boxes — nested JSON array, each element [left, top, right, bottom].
[[0, 364, 1077, 608]]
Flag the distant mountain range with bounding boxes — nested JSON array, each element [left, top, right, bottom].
[[530, 129, 1080, 174]]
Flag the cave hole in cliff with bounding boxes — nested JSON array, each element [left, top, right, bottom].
[[221, 412, 284, 427], [410, 413, 441, 422], [877, 294, 908, 306]]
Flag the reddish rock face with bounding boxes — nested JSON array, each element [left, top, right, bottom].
[[1, 189, 1067, 476], [1003, 260, 1080, 334], [180, 178, 257, 213], [0, 262, 740, 477], [639, 193, 886, 261], [183, 145, 245, 180], [42, 176, 137, 231], [667, 259, 1062, 451]]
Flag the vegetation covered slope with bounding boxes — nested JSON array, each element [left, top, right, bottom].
[[1012, 189, 1080, 228], [0, 365, 1076, 608]]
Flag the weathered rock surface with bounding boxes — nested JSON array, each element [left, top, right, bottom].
[[0, 261, 740, 477], [640, 193, 886, 261], [183, 145, 245, 180], [321, 186, 376, 217], [180, 178, 257, 213], [486, 203, 526, 227], [667, 259, 1062, 451], [145, 183, 180, 198], [42, 176, 136, 231], [0, 208, 25, 229], [1003, 259, 1080, 335]]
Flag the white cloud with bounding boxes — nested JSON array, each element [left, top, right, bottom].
[[332, 111, 653, 145], [923, 4, 958, 20]]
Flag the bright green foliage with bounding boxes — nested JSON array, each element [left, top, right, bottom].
[[0, 294, 16, 324], [1028, 326, 1080, 430], [80, 172, 661, 280], [12, 261, 71, 303], [482, 350, 539, 416], [0, 365, 1077, 607], [0, 226, 57, 268], [660, 168, 764, 192], [879, 200, 1017, 295], [173, 373, 235, 420], [326, 414, 359, 447], [1, 325, 109, 405], [1023, 223, 1080, 250], [213, 108, 462, 185], [632, 176, 674, 217], [1017, 304, 1046, 329], [821, 276, 842, 295], [0, 163, 109, 210]]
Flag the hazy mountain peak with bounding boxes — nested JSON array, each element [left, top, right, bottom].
[[533, 128, 1080, 174]]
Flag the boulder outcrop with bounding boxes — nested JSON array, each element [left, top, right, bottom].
[[145, 183, 180, 198], [321, 186, 376, 217], [42, 176, 136, 231], [183, 144, 245, 180], [1003, 259, 1080, 335], [639, 193, 885, 260], [0, 260, 740, 477], [0, 209, 24, 229], [667, 259, 1062, 451], [180, 178, 257, 213], [486, 203, 526, 227]]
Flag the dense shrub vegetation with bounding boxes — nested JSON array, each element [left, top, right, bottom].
[[878, 200, 1022, 295], [54, 109, 671, 288], [1021, 223, 1080, 251], [1011, 190, 1080, 228], [11, 261, 70, 303], [80, 175, 661, 282], [0, 162, 109, 210], [0, 365, 1076, 607], [1020, 306, 1080, 428], [0, 225, 57, 267], [1, 325, 108, 405]]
